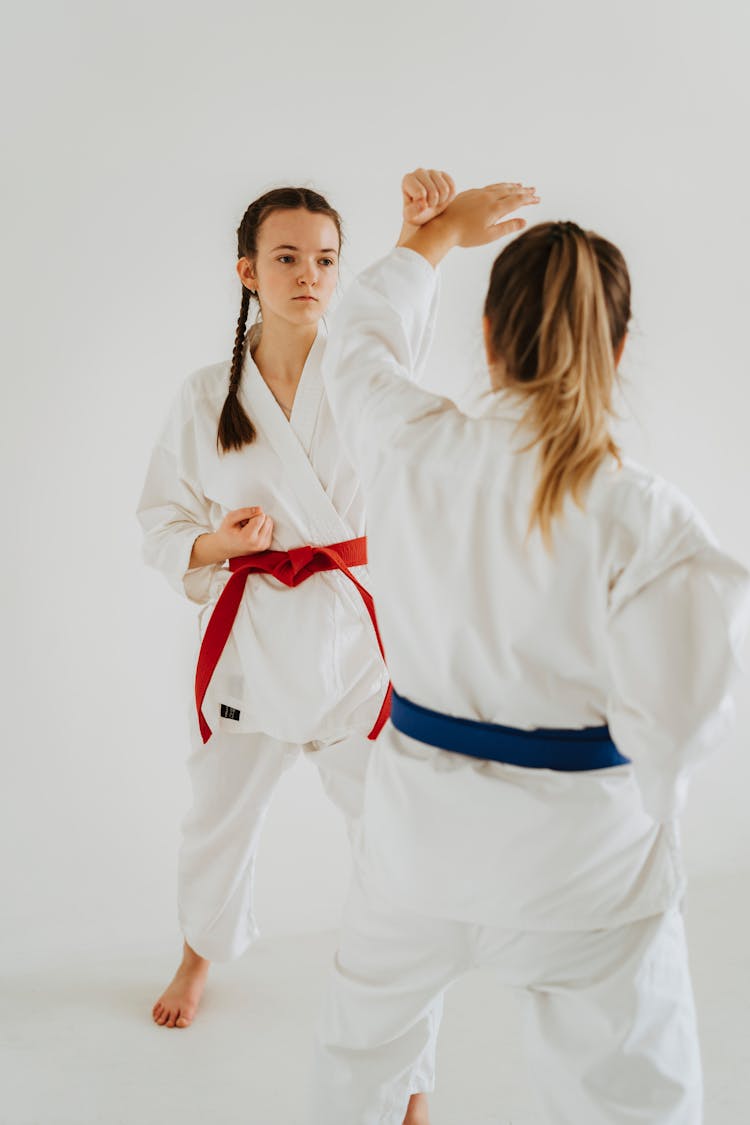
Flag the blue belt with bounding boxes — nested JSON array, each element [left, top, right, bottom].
[[390, 692, 630, 772]]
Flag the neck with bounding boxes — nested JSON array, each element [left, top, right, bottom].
[[252, 313, 319, 386]]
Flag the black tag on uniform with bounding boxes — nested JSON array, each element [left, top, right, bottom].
[[220, 704, 241, 721]]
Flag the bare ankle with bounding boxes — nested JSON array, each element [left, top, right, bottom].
[[403, 1092, 430, 1125], [181, 941, 210, 973]]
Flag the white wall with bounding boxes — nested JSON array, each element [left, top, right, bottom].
[[3, 0, 749, 959]]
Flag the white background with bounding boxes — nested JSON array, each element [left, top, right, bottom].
[[3, 0, 748, 976]]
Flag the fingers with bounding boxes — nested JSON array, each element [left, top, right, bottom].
[[417, 169, 443, 210], [222, 504, 274, 557], [484, 181, 531, 195], [405, 176, 536, 219], [481, 216, 528, 245], [477, 186, 539, 246], [403, 200, 428, 223], [440, 181, 540, 250], [403, 167, 455, 212], [486, 185, 538, 205], [407, 168, 438, 209], [238, 513, 274, 552], [243, 511, 267, 536], [441, 172, 456, 197], [227, 506, 264, 525], [433, 171, 456, 207], [257, 514, 274, 548], [489, 187, 539, 225]]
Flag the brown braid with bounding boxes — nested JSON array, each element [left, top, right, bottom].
[[216, 186, 344, 454], [217, 286, 255, 451]]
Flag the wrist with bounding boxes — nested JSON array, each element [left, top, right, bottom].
[[397, 220, 420, 246], [399, 215, 458, 267], [190, 530, 229, 568], [215, 532, 235, 562]]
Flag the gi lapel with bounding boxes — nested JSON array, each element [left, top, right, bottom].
[[239, 332, 351, 546], [289, 332, 326, 456]]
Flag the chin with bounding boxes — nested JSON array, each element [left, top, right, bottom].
[[292, 304, 325, 323]]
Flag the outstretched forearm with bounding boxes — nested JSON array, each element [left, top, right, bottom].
[[398, 215, 460, 267]]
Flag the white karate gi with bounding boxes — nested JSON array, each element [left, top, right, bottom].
[[136, 317, 436, 963], [312, 247, 750, 1124]]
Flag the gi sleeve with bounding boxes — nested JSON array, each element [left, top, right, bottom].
[[136, 386, 223, 605], [605, 513, 750, 823], [323, 246, 453, 484]]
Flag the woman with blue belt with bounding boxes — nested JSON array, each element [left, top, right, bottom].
[[311, 181, 750, 1124]]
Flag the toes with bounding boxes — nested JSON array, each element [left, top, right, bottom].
[[153, 988, 202, 1029]]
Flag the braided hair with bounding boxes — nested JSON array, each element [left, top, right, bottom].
[[217, 187, 344, 453]]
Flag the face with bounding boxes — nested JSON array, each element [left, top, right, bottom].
[[237, 209, 340, 328]]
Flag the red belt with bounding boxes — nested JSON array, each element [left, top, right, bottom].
[[194, 535, 391, 744]]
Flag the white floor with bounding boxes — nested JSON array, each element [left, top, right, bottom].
[[2, 873, 748, 1125]]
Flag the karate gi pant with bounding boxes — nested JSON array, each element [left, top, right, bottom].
[[312, 872, 703, 1125], [178, 720, 370, 963]]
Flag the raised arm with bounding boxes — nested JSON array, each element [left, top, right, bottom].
[[322, 176, 539, 486]]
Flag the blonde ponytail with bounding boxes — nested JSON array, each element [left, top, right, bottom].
[[483, 222, 631, 546]]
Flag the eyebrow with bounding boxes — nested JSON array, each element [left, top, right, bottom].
[[270, 244, 338, 254]]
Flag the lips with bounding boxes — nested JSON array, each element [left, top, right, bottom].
[[294, 296, 317, 301]]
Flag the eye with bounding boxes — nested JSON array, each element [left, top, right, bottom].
[[320, 258, 336, 268], [277, 255, 294, 264]]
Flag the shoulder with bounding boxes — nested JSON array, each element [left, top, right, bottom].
[[591, 457, 717, 606], [181, 359, 232, 405], [153, 360, 231, 451], [605, 457, 713, 543], [164, 360, 232, 424]]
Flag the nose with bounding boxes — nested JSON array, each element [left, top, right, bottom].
[[297, 258, 318, 287]]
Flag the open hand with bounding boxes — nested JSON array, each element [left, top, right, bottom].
[[440, 183, 540, 247]]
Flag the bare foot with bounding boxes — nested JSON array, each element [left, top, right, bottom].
[[403, 1092, 431, 1125], [152, 941, 210, 1029]]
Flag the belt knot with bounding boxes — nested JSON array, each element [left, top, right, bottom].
[[278, 544, 316, 586]]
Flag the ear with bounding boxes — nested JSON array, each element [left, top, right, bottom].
[[237, 257, 257, 294]]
